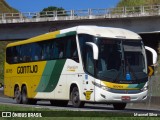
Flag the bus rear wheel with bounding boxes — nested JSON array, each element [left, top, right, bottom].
[[113, 103, 126, 110], [14, 86, 22, 104], [50, 100, 68, 107], [71, 86, 84, 108], [22, 86, 37, 105]]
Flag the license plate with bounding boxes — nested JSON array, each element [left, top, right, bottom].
[[121, 96, 131, 101]]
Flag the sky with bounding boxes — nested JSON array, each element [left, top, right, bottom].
[[5, 0, 120, 12]]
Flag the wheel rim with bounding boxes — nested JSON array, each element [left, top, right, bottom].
[[22, 91, 27, 102], [73, 90, 79, 104], [15, 89, 21, 102]]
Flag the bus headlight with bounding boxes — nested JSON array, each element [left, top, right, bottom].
[[92, 81, 110, 91], [141, 85, 148, 92], [101, 86, 110, 91]]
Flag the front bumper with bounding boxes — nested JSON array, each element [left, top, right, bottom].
[[95, 87, 148, 103]]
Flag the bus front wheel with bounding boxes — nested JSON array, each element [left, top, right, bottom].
[[14, 86, 22, 104], [71, 86, 85, 108], [113, 103, 126, 110]]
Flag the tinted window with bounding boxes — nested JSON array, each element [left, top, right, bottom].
[[6, 35, 79, 64]]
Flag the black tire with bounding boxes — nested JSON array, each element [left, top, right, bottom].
[[22, 86, 37, 105], [14, 86, 22, 104], [113, 103, 127, 110], [22, 86, 28, 104], [71, 86, 85, 108], [50, 100, 68, 107]]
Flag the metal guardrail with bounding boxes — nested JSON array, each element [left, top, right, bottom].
[[0, 5, 160, 23]]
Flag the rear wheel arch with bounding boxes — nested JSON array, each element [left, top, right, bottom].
[[14, 84, 22, 104], [14, 84, 20, 91], [21, 84, 37, 105], [21, 84, 26, 91]]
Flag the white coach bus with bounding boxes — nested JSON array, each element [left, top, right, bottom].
[[4, 26, 157, 110]]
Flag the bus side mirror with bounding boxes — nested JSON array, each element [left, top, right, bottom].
[[145, 46, 158, 76], [145, 46, 157, 65], [85, 42, 99, 60]]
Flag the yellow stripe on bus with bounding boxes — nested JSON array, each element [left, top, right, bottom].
[[7, 31, 60, 47], [102, 81, 139, 90]]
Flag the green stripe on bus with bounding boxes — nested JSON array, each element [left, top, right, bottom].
[[136, 82, 145, 89], [36, 61, 56, 92], [36, 59, 66, 92], [44, 59, 66, 92], [56, 31, 76, 38]]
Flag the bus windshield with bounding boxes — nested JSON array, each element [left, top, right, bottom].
[[78, 34, 148, 84], [97, 38, 147, 84]]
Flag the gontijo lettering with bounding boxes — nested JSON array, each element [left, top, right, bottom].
[[17, 65, 38, 74]]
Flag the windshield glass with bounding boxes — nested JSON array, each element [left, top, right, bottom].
[[78, 34, 148, 84], [97, 39, 121, 80]]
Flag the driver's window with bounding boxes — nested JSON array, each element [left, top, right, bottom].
[[107, 45, 121, 70], [85, 47, 94, 75]]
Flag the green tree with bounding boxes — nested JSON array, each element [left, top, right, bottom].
[[112, 0, 160, 14], [40, 6, 67, 17], [116, 0, 160, 7]]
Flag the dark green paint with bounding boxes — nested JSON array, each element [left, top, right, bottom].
[[36, 60, 66, 92], [136, 82, 146, 89], [44, 59, 66, 92], [56, 31, 76, 38]]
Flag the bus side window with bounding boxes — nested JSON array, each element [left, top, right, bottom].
[[71, 39, 78, 62], [7, 46, 19, 64], [34, 42, 40, 60], [6, 48, 13, 64], [66, 36, 79, 62], [14, 46, 20, 63], [55, 39, 66, 59], [53, 41, 59, 59], [85, 47, 94, 75], [59, 46, 64, 58], [50, 42, 54, 60], [66, 39, 71, 58], [41, 43, 50, 60]]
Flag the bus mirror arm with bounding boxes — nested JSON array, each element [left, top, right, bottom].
[[145, 46, 157, 65], [85, 42, 99, 60]]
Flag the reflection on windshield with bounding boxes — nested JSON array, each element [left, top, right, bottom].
[[97, 39, 147, 83], [97, 40, 121, 80], [78, 34, 148, 84]]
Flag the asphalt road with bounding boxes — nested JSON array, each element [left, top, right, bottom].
[[0, 96, 160, 116]]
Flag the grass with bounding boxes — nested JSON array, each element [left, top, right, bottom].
[[0, 104, 159, 120], [0, 117, 159, 120]]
